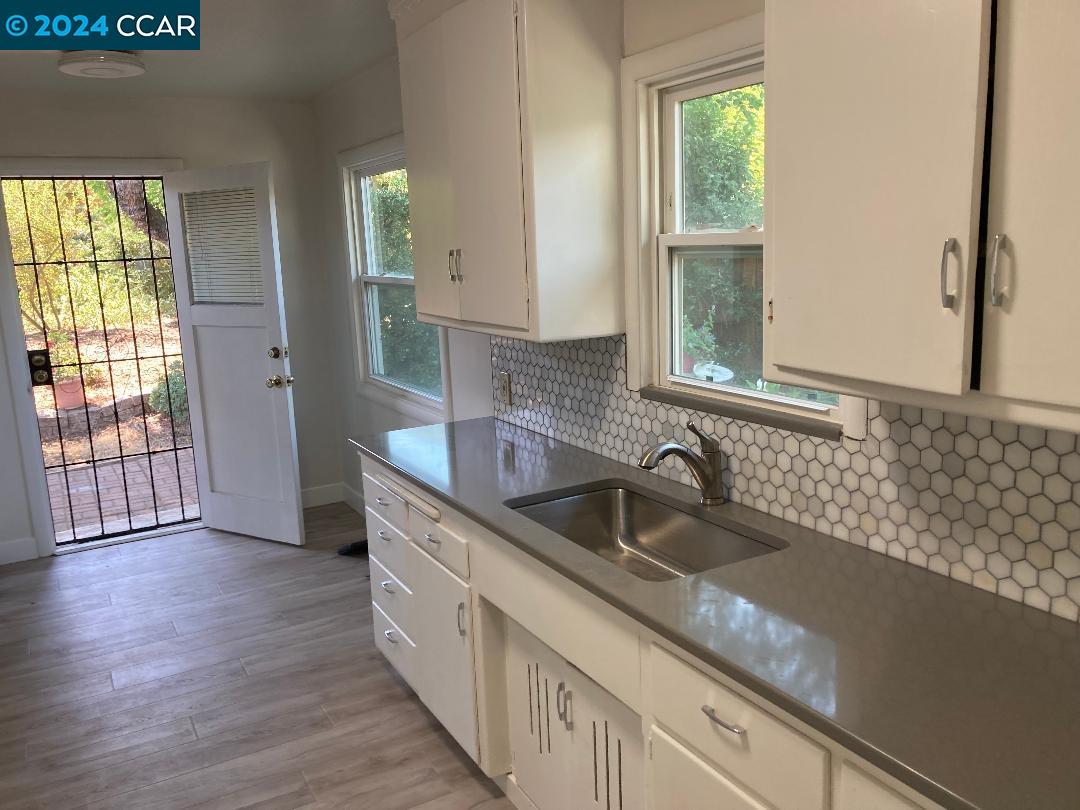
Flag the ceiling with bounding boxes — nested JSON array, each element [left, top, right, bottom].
[[0, 0, 397, 101]]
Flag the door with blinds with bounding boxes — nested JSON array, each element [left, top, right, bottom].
[[163, 163, 304, 545]]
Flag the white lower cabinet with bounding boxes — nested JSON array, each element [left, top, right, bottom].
[[411, 542, 479, 759], [506, 619, 643, 810], [648, 726, 766, 810], [835, 762, 923, 810]]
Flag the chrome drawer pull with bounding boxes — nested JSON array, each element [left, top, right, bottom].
[[375, 497, 390, 507], [376, 530, 390, 542], [457, 601, 466, 637], [424, 532, 441, 546], [939, 237, 957, 309], [701, 705, 745, 736], [989, 233, 1006, 306], [380, 580, 396, 595], [383, 629, 399, 644]]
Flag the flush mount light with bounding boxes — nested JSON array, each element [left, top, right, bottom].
[[58, 51, 146, 79]]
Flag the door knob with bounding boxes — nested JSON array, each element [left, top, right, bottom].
[[268, 346, 281, 359], [266, 375, 283, 388]]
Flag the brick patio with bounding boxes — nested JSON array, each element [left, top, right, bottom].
[[47, 448, 199, 544]]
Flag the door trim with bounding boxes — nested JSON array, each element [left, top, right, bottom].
[[0, 157, 184, 559]]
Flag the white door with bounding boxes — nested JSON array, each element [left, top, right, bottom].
[[647, 727, 767, 810], [979, 0, 1080, 408], [764, 0, 991, 395], [163, 162, 304, 545], [443, 0, 530, 330], [413, 546, 479, 758], [399, 14, 461, 323]]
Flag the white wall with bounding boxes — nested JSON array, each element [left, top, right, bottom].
[[312, 54, 494, 503], [0, 88, 345, 555], [623, 0, 763, 55]]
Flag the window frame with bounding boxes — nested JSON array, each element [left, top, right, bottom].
[[621, 15, 866, 440], [339, 135, 450, 421]]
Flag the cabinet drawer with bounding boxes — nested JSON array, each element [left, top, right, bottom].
[[373, 601, 418, 689], [408, 508, 469, 579], [650, 645, 828, 810], [366, 508, 411, 587], [363, 472, 408, 531], [369, 554, 414, 640], [836, 762, 923, 810], [648, 726, 767, 810]]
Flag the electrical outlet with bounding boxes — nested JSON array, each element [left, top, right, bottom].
[[497, 371, 512, 405]]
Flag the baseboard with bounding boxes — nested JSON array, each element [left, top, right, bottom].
[[301, 482, 344, 508], [494, 774, 537, 810], [342, 482, 365, 514], [0, 535, 40, 566]]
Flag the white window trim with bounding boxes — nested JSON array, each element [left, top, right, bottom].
[[338, 134, 451, 422], [620, 14, 867, 440]]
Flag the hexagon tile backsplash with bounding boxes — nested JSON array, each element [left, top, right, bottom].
[[491, 336, 1080, 622]]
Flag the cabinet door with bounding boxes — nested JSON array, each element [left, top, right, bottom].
[[412, 544, 478, 758], [979, 1, 1080, 408], [506, 620, 570, 809], [765, 0, 990, 395], [568, 668, 645, 810], [398, 16, 460, 321], [443, 0, 530, 330], [647, 727, 767, 810]]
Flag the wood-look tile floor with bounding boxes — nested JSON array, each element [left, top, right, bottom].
[[0, 504, 512, 810]]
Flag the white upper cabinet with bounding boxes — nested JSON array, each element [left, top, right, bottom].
[[393, 0, 624, 341], [978, 0, 1080, 409], [765, 0, 991, 395]]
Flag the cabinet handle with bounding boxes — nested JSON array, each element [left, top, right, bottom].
[[448, 249, 455, 282], [383, 629, 399, 644], [457, 601, 467, 637], [376, 530, 390, 542], [563, 688, 573, 730], [556, 681, 566, 721], [380, 579, 396, 595], [454, 248, 463, 282], [424, 532, 441, 546], [989, 233, 1006, 306], [701, 705, 745, 736], [375, 497, 390, 507], [940, 238, 957, 309]]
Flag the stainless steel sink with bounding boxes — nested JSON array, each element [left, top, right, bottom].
[[509, 483, 784, 582]]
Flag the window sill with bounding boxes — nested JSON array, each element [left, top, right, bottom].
[[639, 384, 845, 441], [357, 377, 446, 423]]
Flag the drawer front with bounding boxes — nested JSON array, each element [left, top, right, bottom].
[[650, 645, 828, 810], [373, 601, 417, 689], [369, 554, 414, 639], [366, 508, 411, 586], [362, 472, 408, 531], [408, 508, 469, 579], [648, 727, 767, 810], [836, 762, 923, 810]]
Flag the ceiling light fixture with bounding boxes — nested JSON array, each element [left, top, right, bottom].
[[58, 51, 146, 79]]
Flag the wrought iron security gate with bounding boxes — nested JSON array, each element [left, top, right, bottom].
[[1, 176, 200, 545]]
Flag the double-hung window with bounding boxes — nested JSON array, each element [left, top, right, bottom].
[[624, 20, 864, 439], [341, 136, 445, 413]]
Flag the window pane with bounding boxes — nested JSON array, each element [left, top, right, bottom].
[[672, 246, 837, 406], [365, 282, 442, 399], [680, 82, 764, 232], [362, 168, 413, 278]]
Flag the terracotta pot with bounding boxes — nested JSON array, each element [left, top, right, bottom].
[[53, 379, 86, 410]]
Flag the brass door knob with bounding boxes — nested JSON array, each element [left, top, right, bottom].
[[266, 375, 283, 388]]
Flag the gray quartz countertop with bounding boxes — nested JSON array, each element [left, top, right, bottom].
[[350, 417, 1080, 810]]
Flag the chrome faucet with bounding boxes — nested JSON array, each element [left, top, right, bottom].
[[638, 421, 726, 505]]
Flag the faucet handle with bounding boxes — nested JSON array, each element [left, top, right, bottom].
[[687, 421, 720, 453]]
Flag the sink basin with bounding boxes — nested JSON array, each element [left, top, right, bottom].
[[508, 483, 783, 582]]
